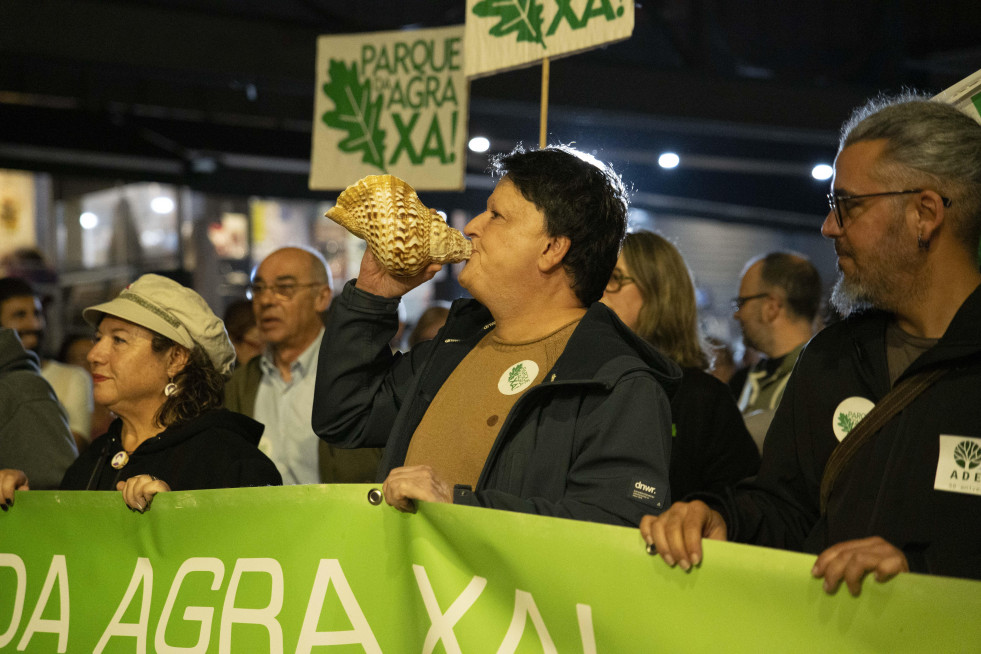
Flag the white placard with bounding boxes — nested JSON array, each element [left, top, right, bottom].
[[465, 0, 634, 79], [310, 25, 468, 191]]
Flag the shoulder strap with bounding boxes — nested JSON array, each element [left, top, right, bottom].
[[819, 366, 948, 515]]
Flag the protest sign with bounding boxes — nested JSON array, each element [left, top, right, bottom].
[[934, 68, 981, 125], [311, 26, 468, 191], [464, 0, 634, 78]]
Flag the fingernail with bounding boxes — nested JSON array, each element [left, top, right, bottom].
[[679, 559, 691, 572], [1, 504, 6, 512], [663, 554, 676, 567], [691, 553, 701, 567], [811, 565, 819, 576], [646, 543, 656, 555]]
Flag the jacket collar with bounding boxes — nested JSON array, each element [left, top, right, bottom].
[[845, 282, 981, 385], [439, 298, 682, 394]]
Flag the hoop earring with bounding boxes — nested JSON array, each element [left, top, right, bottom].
[[164, 379, 178, 397]]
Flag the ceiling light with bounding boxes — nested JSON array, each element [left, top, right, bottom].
[[151, 196, 175, 214], [79, 212, 98, 229], [658, 152, 680, 169], [468, 136, 490, 153], [811, 164, 833, 181]]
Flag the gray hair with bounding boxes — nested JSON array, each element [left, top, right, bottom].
[[841, 94, 981, 256]]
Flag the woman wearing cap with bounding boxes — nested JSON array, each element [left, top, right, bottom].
[[0, 274, 281, 512], [601, 231, 760, 498]]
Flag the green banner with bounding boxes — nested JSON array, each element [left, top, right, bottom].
[[1, 485, 978, 652]]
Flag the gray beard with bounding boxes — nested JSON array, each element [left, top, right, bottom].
[[830, 271, 874, 317]]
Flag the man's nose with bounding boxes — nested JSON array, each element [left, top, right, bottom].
[[821, 211, 841, 239], [463, 212, 487, 238]]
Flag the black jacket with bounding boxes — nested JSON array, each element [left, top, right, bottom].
[[314, 281, 682, 527], [706, 285, 981, 579], [61, 408, 282, 491], [669, 367, 760, 499]]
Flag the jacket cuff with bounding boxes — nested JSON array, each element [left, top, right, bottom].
[[453, 484, 478, 506], [341, 279, 402, 314]]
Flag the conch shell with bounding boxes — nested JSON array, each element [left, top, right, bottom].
[[325, 174, 472, 276]]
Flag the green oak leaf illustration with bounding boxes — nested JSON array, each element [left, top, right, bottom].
[[508, 363, 530, 390], [321, 59, 386, 170], [472, 0, 547, 49], [837, 412, 856, 434]]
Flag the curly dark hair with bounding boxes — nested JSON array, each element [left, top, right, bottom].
[[150, 334, 224, 429], [489, 144, 629, 306]]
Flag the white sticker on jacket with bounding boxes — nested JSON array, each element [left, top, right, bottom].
[[934, 435, 981, 496], [831, 396, 875, 442], [498, 360, 539, 395]]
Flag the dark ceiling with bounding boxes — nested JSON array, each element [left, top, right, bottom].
[[2, 0, 980, 229]]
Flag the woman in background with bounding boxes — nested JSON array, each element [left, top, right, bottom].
[[0, 274, 281, 511], [602, 231, 760, 498]]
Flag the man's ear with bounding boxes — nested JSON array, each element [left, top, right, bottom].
[[538, 235, 571, 273], [914, 189, 946, 244], [314, 284, 332, 313], [167, 345, 191, 378], [762, 293, 783, 323]]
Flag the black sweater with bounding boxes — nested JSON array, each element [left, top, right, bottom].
[[61, 408, 282, 491]]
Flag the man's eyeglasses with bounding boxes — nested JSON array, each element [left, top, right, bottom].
[[730, 293, 769, 312], [246, 282, 322, 301], [606, 270, 635, 293], [826, 189, 952, 229]]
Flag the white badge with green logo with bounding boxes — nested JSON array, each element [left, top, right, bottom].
[[934, 435, 981, 496], [498, 360, 539, 396], [832, 397, 875, 442]]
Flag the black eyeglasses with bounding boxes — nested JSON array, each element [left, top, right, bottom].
[[606, 270, 635, 293], [246, 282, 322, 301], [826, 189, 952, 228], [730, 293, 769, 312]]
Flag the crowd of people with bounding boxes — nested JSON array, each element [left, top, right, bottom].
[[1, 93, 979, 597]]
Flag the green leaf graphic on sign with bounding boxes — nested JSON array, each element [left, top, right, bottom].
[[321, 59, 386, 170], [837, 412, 856, 434], [472, 0, 547, 49], [954, 440, 981, 469]]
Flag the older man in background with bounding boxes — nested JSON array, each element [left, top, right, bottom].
[[224, 246, 380, 484]]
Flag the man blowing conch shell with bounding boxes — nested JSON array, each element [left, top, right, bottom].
[[313, 145, 681, 526]]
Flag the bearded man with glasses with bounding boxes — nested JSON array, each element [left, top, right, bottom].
[[224, 246, 381, 484], [643, 95, 981, 595]]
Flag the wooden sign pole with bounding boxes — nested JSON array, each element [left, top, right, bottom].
[[539, 57, 550, 148]]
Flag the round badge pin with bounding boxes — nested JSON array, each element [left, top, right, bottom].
[[111, 450, 130, 469], [498, 360, 539, 396], [831, 396, 875, 442]]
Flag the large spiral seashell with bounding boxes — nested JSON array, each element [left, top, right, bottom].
[[325, 175, 472, 276]]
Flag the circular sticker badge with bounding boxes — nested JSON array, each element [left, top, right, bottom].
[[111, 450, 130, 469], [498, 360, 539, 396], [831, 396, 875, 442]]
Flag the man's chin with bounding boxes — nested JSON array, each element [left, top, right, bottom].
[[830, 273, 873, 316]]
